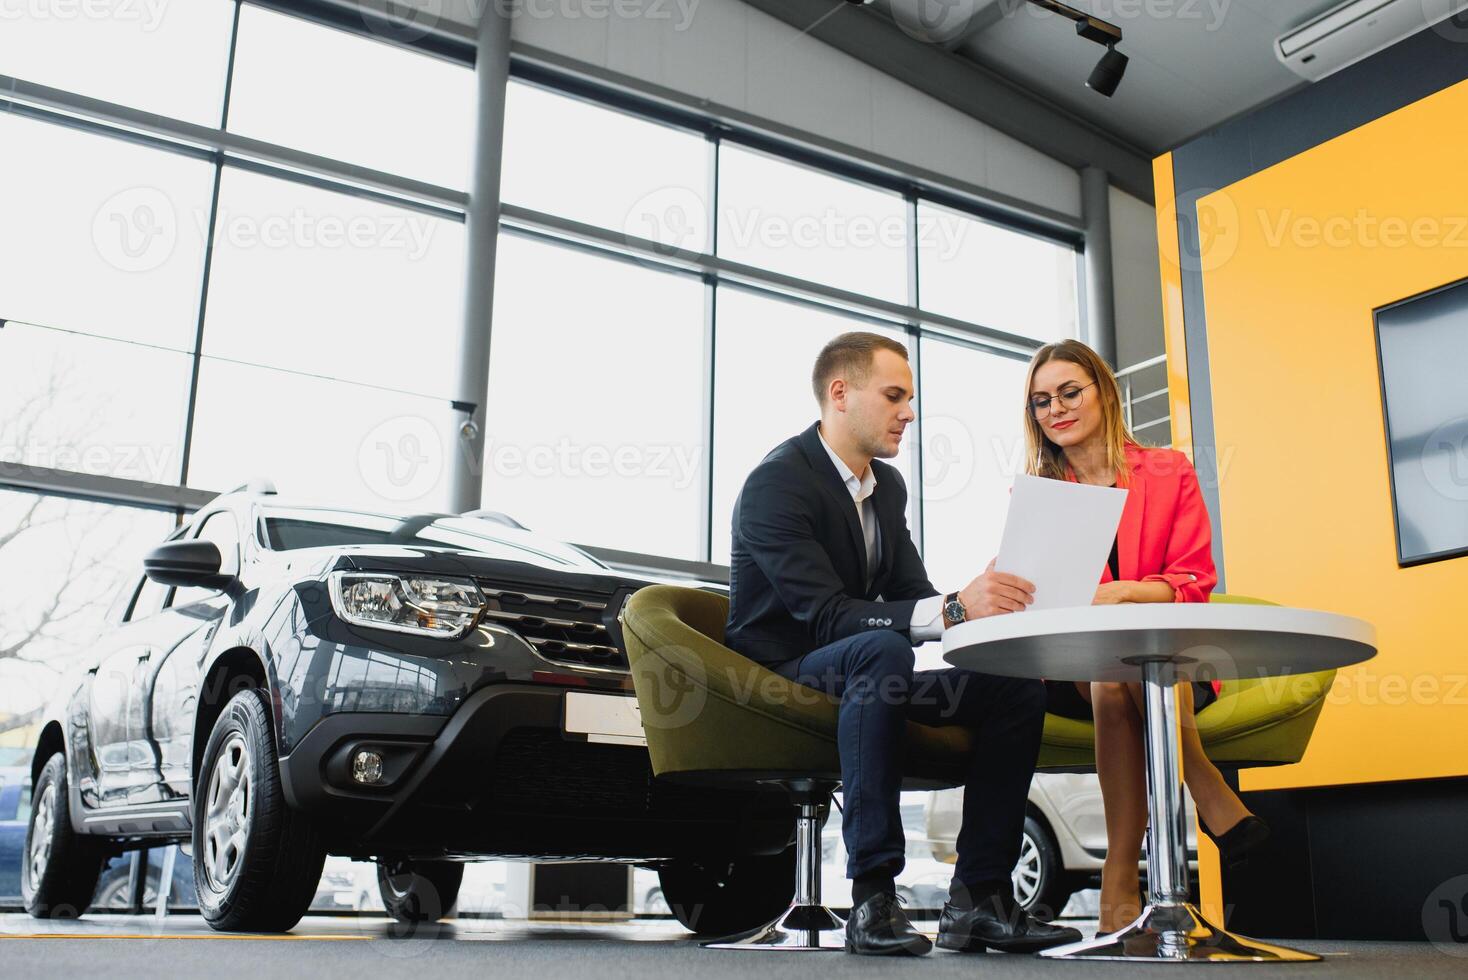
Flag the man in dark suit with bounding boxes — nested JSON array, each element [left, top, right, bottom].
[[726, 332, 1082, 956]]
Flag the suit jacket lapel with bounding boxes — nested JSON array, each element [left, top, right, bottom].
[[796, 423, 869, 589], [870, 469, 898, 594], [1116, 447, 1147, 582], [1065, 448, 1145, 583]]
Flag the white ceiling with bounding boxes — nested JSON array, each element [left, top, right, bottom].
[[875, 0, 1351, 152]]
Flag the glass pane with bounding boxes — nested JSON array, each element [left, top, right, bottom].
[[227, 4, 475, 189], [711, 289, 913, 565], [501, 81, 711, 251], [0, 491, 176, 755], [201, 166, 467, 398], [186, 359, 458, 511], [171, 512, 240, 608], [0, 112, 216, 351], [483, 235, 705, 560], [916, 202, 1078, 341], [0, 0, 233, 126], [717, 144, 908, 303], [0, 322, 191, 484], [917, 334, 1029, 615]]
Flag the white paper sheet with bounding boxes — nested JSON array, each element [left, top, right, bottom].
[[994, 474, 1128, 611]]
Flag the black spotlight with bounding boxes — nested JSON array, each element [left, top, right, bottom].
[[1087, 45, 1129, 97]]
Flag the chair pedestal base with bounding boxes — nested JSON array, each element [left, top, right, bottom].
[[1038, 902, 1321, 962], [703, 902, 847, 951]]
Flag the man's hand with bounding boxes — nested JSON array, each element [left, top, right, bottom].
[[957, 559, 1035, 619], [1093, 581, 1133, 605]]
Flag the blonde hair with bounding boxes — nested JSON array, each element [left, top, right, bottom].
[[1022, 339, 1140, 486]]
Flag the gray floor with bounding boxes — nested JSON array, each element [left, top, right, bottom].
[[1, 913, 1461, 979]]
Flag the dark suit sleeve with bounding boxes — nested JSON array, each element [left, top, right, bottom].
[[877, 467, 939, 603], [737, 464, 921, 646]]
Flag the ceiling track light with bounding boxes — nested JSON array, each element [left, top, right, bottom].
[[1023, 0, 1130, 97]]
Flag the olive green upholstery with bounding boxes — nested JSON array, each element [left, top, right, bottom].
[[621, 587, 1335, 782], [622, 585, 966, 789]]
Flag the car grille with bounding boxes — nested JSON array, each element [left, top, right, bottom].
[[475, 579, 628, 672]]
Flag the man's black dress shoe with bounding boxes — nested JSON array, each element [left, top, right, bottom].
[[1201, 815, 1269, 868], [936, 891, 1082, 954], [845, 892, 932, 956]]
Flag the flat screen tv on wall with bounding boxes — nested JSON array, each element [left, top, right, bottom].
[[1375, 276, 1468, 567]]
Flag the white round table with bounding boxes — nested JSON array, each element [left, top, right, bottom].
[[943, 603, 1376, 963]]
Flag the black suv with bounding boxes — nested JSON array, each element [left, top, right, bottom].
[[20, 486, 793, 934]]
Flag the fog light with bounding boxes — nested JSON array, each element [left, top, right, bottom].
[[352, 749, 385, 785]]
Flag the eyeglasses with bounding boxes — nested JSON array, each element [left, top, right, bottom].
[[1028, 381, 1097, 420]]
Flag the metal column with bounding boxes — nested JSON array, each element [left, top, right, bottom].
[[449, 5, 513, 513], [1081, 166, 1117, 366]]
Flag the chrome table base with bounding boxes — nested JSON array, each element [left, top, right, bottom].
[[1041, 902, 1321, 963], [1042, 660, 1321, 963], [703, 902, 847, 951]]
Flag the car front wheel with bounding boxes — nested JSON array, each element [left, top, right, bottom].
[[657, 847, 796, 937], [377, 860, 464, 922], [21, 753, 108, 919], [192, 688, 326, 932]]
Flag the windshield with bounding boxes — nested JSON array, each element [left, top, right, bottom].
[[259, 507, 607, 570]]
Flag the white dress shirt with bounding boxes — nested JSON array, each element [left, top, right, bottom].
[[816, 426, 945, 641]]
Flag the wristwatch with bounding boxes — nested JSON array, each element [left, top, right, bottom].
[[942, 591, 966, 629]]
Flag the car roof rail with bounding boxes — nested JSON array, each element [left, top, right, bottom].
[[224, 478, 278, 496], [460, 509, 526, 530]]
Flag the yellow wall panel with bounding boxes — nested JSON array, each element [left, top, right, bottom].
[[1152, 153, 1194, 459], [1196, 80, 1468, 790]]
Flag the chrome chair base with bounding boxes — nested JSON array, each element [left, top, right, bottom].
[[703, 902, 847, 951], [1039, 902, 1321, 962]]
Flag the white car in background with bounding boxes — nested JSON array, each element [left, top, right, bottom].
[[927, 774, 1200, 917]]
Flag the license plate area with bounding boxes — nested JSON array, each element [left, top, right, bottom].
[[563, 691, 646, 747]]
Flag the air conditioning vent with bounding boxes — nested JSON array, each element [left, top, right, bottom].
[[1275, 0, 1468, 82]]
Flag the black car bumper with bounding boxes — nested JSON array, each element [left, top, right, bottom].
[[278, 683, 793, 862]]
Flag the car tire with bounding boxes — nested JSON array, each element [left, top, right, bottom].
[[377, 860, 464, 922], [657, 846, 796, 937], [1013, 814, 1076, 921], [21, 753, 108, 919], [94, 867, 162, 910], [192, 688, 326, 932]]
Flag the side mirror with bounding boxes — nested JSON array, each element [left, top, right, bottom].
[[143, 540, 235, 590]]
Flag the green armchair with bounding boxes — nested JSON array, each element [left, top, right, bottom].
[[620, 585, 1335, 948]]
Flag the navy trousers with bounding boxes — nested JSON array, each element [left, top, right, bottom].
[[773, 629, 1046, 887]]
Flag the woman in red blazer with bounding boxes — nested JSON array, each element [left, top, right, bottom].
[[1022, 340, 1266, 933]]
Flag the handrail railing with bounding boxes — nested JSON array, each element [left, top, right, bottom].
[[1116, 354, 1171, 447]]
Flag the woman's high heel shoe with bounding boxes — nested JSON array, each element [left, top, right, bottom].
[[1200, 814, 1270, 868]]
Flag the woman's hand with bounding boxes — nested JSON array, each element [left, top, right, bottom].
[[1093, 580, 1178, 605], [1093, 581, 1133, 605]]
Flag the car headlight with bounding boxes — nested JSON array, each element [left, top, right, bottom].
[[328, 571, 485, 638]]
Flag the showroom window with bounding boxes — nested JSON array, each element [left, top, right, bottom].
[[717, 143, 910, 305], [482, 235, 707, 560], [0, 490, 177, 746], [1, 5, 1080, 567], [0, 0, 235, 127], [916, 200, 1080, 342], [0, 112, 216, 352], [710, 288, 913, 564], [492, 78, 1078, 563], [226, 2, 476, 189], [501, 81, 712, 252]]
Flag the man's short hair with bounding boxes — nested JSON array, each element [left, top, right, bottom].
[[812, 332, 910, 406]]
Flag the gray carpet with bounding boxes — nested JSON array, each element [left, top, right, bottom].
[[1, 914, 1461, 979]]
